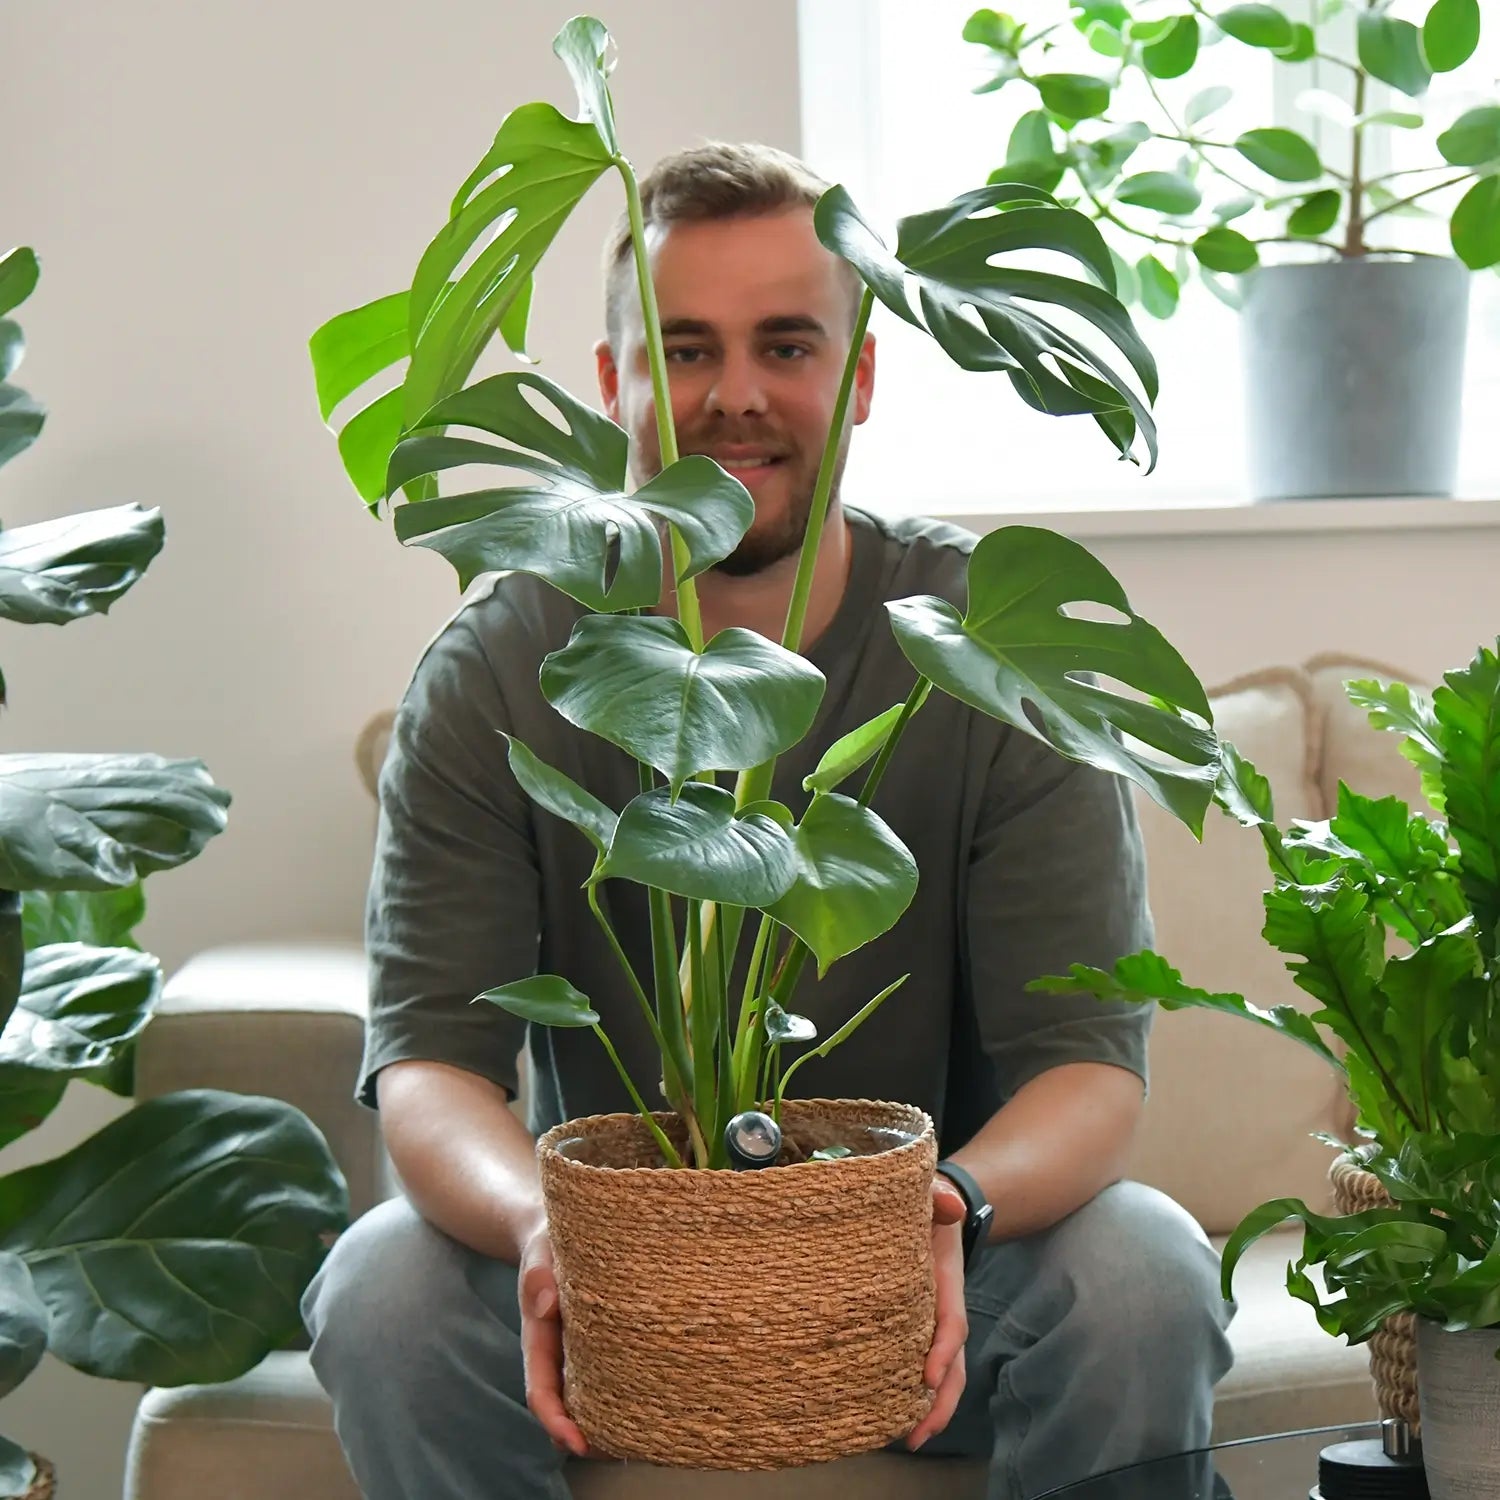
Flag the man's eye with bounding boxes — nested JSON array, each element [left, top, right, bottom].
[[769, 344, 809, 361], [666, 347, 706, 364]]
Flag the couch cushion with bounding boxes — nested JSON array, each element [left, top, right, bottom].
[[1128, 669, 1351, 1236], [122, 1231, 1373, 1500], [1305, 653, 1426, 814]]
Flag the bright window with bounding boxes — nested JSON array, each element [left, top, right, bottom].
[[798, 0, 1500, 513]]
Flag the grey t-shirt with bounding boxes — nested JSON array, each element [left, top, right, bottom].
[[361, 505, 1154, 1155]]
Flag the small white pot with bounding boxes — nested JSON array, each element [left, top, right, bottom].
[[1415, 1316, 1500, 1500]]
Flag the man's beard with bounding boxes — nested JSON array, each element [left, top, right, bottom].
[[711, 441, 850, 578]]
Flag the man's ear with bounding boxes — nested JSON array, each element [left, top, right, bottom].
[[595, 338, 621, 421], [852, 332, 876, 427]]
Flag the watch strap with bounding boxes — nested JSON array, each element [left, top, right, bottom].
[[935, 1159, 993, 1268]]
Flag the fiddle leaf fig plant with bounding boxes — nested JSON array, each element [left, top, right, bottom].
[[0, 246, 349, 1496], [311, 15, 1222, 1173], [964, 0, 1500, 316], [1034, 654, 1500, 1344]]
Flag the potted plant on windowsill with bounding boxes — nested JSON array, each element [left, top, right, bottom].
[[1036, 657, 1500, 1500], [964, 0, 1500, 501], [0, 246, 350, 1499], [308, 14, 1223, 1471]]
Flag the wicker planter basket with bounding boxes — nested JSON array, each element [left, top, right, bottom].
[[537, 1097, 937, 1470], [1330, 1151, 1421, 1431]]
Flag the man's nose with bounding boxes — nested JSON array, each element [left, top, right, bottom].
[[706, 348, 769, 418]]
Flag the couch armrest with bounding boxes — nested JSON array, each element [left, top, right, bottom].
[[136, 941, 388, 1219]]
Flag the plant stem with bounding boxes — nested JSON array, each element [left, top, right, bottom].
[[858, 678, 931, 808], [1140, 76, 1265, 200], [775, 974, 910, 1115], [1363, 172, 1473, 226], [588, 885, 672, 1062], [686, 899, 718, 1159], [592, 1023, 685, 1168], [618, 157, 704, 653], [1345, 69, 1368, 257], [730, 913, 776, 1106]]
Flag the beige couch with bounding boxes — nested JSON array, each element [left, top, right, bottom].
[[122, 653, 1418, 1500]]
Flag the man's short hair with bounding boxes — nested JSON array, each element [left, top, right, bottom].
[[601, 140, 861, 346]]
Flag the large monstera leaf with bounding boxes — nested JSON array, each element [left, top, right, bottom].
[[389, 373, 752, 611], [817, 183, 1159, 468], [0, 1090, 348, 1387], [0, 754, 230, 892], [309, 18, 619, 504], [539, 615, 824, 792], [887, 526, 1218, 834], [0, 504, 165, 627]]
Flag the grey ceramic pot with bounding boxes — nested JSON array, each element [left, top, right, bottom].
[[1239, 257, 1470, 501], [1415, 1317, 1500, 1500]]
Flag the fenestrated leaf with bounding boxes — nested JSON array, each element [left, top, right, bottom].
[[0, 754, 230, 892], [1438, 107, 1500, 168], [0, 504, 165, 626], [1357, 12, 1432, 97], [0, 251, 38, 319], [1116, 171, 1202, 215], [816, 183, 1160, 469], [599, 782, 797, 907], [886, 527, 1218, 834], [1214, 4, 1295, 49], [1346, 676, 1446, 813], [503, 735, 617, 854], [1423, 0, 1480, 71], [1432, 644, 1500, 963], [765, 793, 919, 976], [1451, 177, 1500, 270], [391, 373, 752, 610], [1236, 127, 1323, 181], [5, 944, 161, 1078], [804, 702, 908, 794], [539, 616, 825, 795], [0, 382, 45, 473], [0, 1252, 47, 1400], [0, 1089, 348, 1385], [1030, 949, 1344, 1068], [763, 999, 816, 1045], [22, 883, 145, 952], [475, 974, 599, 1027], [1379, 930, 1480, 1132]]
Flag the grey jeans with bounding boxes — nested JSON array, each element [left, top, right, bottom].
[[303, 1180, 1236, 1500]]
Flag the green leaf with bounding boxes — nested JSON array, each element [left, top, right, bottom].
[[887, 527, 1218, 834], [539, 616, 825, 795], [1108, 247, 1140, 307], [766, 794, 919, 977], [1193, 227, 1259, 272], [475, 974, 599, 1027], [0, 1071, 66, 1154], [1289, 188, 1343, 237], [1215, 740, 1276, 827], [391, 372, 752, 611], [1000, 111, 1066, 194], [1438, 107, 1500, 169], [502, 736, 616, 854], [963, 8, 1022, 50], [1030, 950, 1344, 1068], [817, 184, 1160, 468], [1186, 85, 1234, 126], [803, 703, 908, 794], [0, 251, 38, 319], [0, 382, 45, 473], [1116, 171, 1202, 215], [23, 883, 144, 952], [1084, 18, 1129, 57], [1137, 253, 1180, 318], [550, 16, 620, 155], [763, 1000, 816, 1045], [0, 1089, 348, 1385], [1360, 110, 1424, 130], [1422, 0, 1480, 72], [0, 1434, 34, 1496], [309, 291, 408, 426], [1035, 73, 1113, 121], [7, 944, 160, 1079], [0, 1252, 47, 1400], [1072, 123, 1152, 191], [0, 754, 230, 892], [1276, 23, 1317, 62], [1380, 931, 1479, 1132], [0, 323, 22, 383], [600, 783, 798, 907], [1236, 127, 1324, 181], [1357, 13, 1432, 97], [1346, 676, 1447, 813], [1433, 644, 1500, 959], [1215, 4, 1295, 48], [1142, 16, 1200, 78], [1212, 194, 1259, 224], [810, 1145, 852, 1161], [0, 503, 165, 626]]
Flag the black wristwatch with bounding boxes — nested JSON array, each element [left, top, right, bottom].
[[935, 1160, 994, 1269]]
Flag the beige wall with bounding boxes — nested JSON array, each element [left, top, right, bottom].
[[2, 2, 803, 1494]]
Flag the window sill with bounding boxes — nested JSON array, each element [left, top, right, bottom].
[[938, 496, 1500, 542]]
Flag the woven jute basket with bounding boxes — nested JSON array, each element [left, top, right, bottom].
[[1330, 1150, 1421, 1432], [536, 1096, 938, 1470], [22, 1455, 55, 1500]]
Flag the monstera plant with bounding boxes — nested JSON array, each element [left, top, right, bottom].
[[0, 247, 348, 1498]]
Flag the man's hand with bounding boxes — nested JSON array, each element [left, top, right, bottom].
[[907, 1178, 969, 1450], [518, 1224, 589, 1458]]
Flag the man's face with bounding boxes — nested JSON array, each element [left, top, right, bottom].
[[596, 207, 875, 577]]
